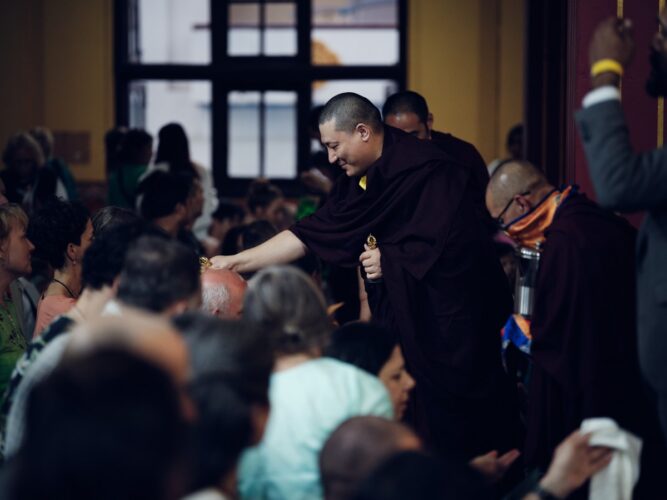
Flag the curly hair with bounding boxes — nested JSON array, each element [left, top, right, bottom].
[[28, 198, 90, 270]]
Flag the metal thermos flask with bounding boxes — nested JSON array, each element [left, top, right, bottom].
[[514, 246, 541, 318]]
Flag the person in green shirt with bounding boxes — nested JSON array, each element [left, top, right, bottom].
[[0, 204, 34, 397], [108, 129, 153, 209]]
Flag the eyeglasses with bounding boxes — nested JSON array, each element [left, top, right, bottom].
[[496, 191, 530, 227]]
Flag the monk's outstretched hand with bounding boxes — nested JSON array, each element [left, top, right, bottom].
[[360, 244, 382, 280]]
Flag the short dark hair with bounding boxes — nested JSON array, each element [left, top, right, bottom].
[[10, 348, 187, 500], [246, 180, 282, 215], [325, 322, 397, 376], [92, 206, 141, 235], [212, 200, 245, 223], [173, 313, 273, 491], [117, 236, 200, 313], [138, 170, 194, 220], [239, 220, 278, 251], [82, 220, 167, 291], [382, 91, 429, 124], [28, 198, 90, 270], [117, 128, 152, 164], [318, 93, 383, 133]]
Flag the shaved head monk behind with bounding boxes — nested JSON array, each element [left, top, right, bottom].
[[487, 160, 667, 497], [382, 90, 489, 199], [201, 268, 246, 319], [212, 92, 520, 461]]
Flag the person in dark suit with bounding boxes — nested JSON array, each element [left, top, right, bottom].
[[575, 14, 667, 439]]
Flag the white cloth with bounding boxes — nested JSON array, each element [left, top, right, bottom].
[[582, 85, 621, 108], [580, 417, 642, 500]]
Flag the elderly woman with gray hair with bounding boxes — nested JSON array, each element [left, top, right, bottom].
[[237, 265, 393, 500]]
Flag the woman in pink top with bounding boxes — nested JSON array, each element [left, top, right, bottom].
[[29, 199, 94, 337]]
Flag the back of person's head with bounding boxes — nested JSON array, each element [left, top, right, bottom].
[[105, 126, 128, 172], [27, 198, 90, 270], [155, 123, 192, 174], [506, 124, 524, 159], [319, 93, 383, 133], [211, 201, 244, 224], [352, 451, 491, 500], [117, 235, 200, 314], [137, 170, 195, 221], [28, 127, 54, 160], [201, 269, 247, 319], [239, 219, 278, 251], [2, 132, 45, 171], [382, 91, 429, 124], [325, 322, 398, 376], [10, 347, 188, 500], [92, 206, 141, 235], [173, 313, 273, 491], [117, 128, 153, 165], [82, 220, 167, 291], [246, 179, 283, 216], [320, 416, 422, 500], [243, 265, 331, 356]]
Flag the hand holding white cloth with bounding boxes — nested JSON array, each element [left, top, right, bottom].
[[580, 418, 642, 500]]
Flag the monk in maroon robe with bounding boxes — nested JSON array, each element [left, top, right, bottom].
[[212, 93, 520, 460], [487, 160, 667, 498]]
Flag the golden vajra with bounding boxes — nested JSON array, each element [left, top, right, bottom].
[[366, 234, 377, 250], [199, 256, 212, 274]]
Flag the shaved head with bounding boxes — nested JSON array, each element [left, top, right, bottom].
[[319, 92, 383, 133], [320, 416, 422, 500], [382, 91, 429, 124], [486, 160, 550, 214], [201, 268, 247, 319]]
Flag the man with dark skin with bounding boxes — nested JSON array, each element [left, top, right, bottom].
[[212, 92, 519, 461], [576, 12, 667, 442]]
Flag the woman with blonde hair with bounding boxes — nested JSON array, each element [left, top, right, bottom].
[[0, 204, 34, 395]]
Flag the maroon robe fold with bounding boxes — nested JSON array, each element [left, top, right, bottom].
[[430, 130, 489, 196], [291, 126, 520, 459], [525, 192, 667, 498]]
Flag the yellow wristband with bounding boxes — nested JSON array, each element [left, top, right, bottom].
[[591, 59, 624, 78]]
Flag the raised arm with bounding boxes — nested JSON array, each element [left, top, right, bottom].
[[210, 230, 308, 274]]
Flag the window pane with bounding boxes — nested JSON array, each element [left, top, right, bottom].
[[264, 3, 297, 56], [131, 0, 210, 64], [313, 80, 398, 109], [264, 92, 297, 178], [228, 92, 261, 178], [228, 3, 261, 56], [129, 80, 212, 169], [312, 0, 399, 66]]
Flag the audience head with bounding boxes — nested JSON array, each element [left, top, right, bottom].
[[28, 127, 55, 160], [318, 93, 384, 177], [2, 132, 45, 184], [117, 235, 200, 315], [320, 416, 422, 500], [244, 265, 331, 358], [486, 160, 552, 228], [246, 180, 284, 225], [326, 323, 415, 419], [92, 206, 141, 235], [11, 347, 189, 500], [382, 91, 433, 140], [137, 170, 195, 234], [0, 203, 33, 278], [209, 201, 244, 243], [155, 123, 192, 174], [352, 451, 491, 500], [173, 313, 273, 492], [117, 128, 153, 166], [81, 220, 166, 292], [201, 269, 247, 319], [28, 198, 92, 272], [239, 219, 278, 251], [104, 126, 128, 172]]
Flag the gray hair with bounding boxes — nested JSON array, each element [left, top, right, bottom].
[[243, 265, 331, 356], [201, 282, 231, 317]]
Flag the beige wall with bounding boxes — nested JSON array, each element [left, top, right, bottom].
[[0, 0, 113, 182], [408, 0, 525, 163]]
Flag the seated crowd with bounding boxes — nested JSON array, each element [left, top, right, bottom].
[[0, 67, 657, 498]]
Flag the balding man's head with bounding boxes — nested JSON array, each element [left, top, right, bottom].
[[201, 268, 247, 319], [319, 416, 422, 500], [486, 160, 552, 226]]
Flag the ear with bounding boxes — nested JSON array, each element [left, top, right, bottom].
[[514, 194, 532, 212], [355, 123, 372, 142], [66, 242, 78, 263], [426, 112, 434, 130]]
